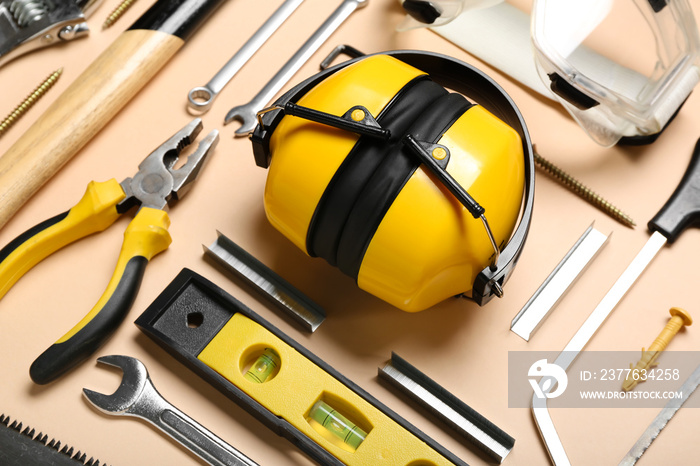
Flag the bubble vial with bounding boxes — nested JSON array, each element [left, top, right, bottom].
[[309, 400, 367, 451], [244, 348, 280, 383]]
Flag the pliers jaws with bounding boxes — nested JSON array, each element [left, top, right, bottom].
[[119, 118, 220, 212]]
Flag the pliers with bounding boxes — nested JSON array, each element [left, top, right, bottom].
[[0, 119, 219, 384]]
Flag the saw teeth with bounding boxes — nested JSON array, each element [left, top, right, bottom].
[[1, 414, 108, 465]]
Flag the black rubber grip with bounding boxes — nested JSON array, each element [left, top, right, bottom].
[[0, 211, 68, 264], [128, 0, 226, 41], [648, 137, 700, 243], [29, 256, 148, 384]]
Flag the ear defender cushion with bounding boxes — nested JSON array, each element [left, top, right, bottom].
[[335, 92, 474, 278], [306, 76, 449, 266]]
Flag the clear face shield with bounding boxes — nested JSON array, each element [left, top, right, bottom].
[[399, 0, 700, 147]]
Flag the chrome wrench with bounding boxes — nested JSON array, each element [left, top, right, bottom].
[[83, 355, 258, 466], [187, 0, 304, 113], [224, 0, 368, 136]]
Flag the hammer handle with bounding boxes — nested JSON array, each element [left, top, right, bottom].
[[0, 30, 182, 229], [0, 0, 225, 230]]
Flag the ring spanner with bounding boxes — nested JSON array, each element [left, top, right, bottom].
[[224, 0, 368, 136], [187, 0, 304, 112], [83, 355, 258, 466]]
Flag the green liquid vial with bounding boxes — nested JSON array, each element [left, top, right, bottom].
[[309, 400, 367, 450], [244, 348, 280, 383]]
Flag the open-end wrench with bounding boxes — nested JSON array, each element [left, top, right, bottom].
[[83, 355, 258, 466], [224, 0, 368, 136], [187, 0, 304, 113]]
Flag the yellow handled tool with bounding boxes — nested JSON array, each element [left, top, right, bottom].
[[0, 119, 218, 384]]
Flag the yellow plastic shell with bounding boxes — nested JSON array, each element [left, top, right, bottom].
[[265, 55, 426, 251], [262, 55, 524, 312], [198, 313, 455, 465], [55, 207, 171, 343], [0, 179, 125, 301], [359, 107, 524, 311]]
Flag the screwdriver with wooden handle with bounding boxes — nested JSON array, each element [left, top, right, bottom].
[[0, 0, 226, 230]]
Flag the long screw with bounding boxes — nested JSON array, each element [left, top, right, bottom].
[[534, 151, 636, 228], [102, 0, 139, 29], [622, 307, 692, 391], [0, 68, 62, 138]]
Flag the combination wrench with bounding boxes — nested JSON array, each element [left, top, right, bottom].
[[83, 355, 258, 466], [224, 0, 368, 136], [187, 0, 304, 113]]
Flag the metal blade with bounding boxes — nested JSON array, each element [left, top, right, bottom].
[[556, 231, 668, 370], [619, 363, 700, 465], [0, 414, 107, 465], [534, 231, 668, 466]]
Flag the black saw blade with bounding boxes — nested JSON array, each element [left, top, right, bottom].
[[0, 413, 107, 466]]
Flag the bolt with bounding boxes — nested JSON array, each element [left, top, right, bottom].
[[0, 68, 62, 138], [533, 150, 636, 228], [622, 307, 692, 391], [103, 0, 139, 29]]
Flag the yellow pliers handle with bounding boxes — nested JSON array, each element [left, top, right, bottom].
[[0, 180, 172, 384]]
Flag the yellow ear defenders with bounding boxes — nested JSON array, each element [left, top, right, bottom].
[[250, 49, 535, 312]]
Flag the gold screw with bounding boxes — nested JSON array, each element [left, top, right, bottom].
[[533, 151, 636, 228], [0, 68, 62, 138], [622, 307, 692, 391], [103, 0, 139, 29]]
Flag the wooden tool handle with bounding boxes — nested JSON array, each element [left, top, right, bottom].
[[0, 30, 183, 230]]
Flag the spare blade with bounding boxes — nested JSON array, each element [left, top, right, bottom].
[[618, 364, 700, 465], [0, 413, 107, 466]]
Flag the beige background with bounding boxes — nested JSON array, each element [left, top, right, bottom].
[[1, 0, 700, 464]]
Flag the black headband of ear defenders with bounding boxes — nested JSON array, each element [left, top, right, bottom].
[[251, 49, 535, 306]]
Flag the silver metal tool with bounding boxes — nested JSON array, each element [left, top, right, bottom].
[[83, 355, 258, 466], [187, 0, 304, 113], [203, 231, 325, 332], [619, 363, 700, 465], [0, 0, 104, 68], [379, 353, 514, 464], [511, 224, 609, 341], [224, 0, 368, 135], [532, 231, 665, 466], [533, 136, 700, 465]]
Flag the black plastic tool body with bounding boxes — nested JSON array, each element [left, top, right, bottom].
[[29, 256, 148, 384], [648, 137, 700, 242]]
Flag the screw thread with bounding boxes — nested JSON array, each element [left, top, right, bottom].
[[0, 68, 62, 137], [102, 0, 139, 29], [534, 151, 636, 228]]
